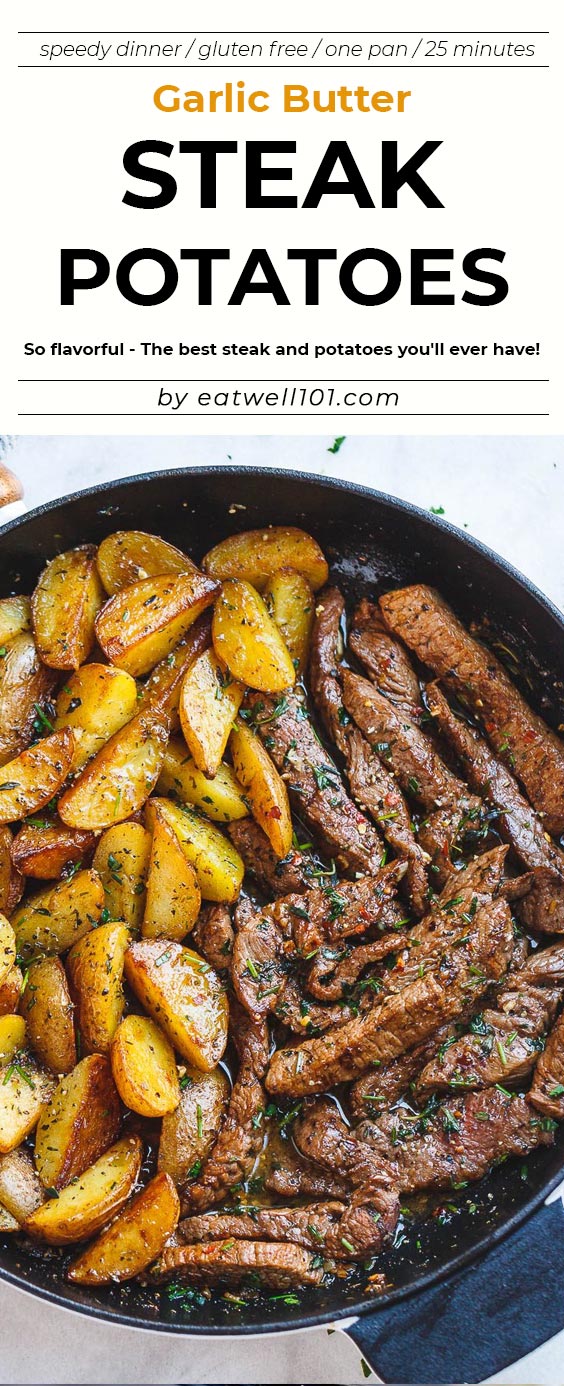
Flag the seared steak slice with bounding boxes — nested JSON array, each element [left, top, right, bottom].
[[349, 599, 422, 715], [228, 819, 313, 897], [415, 996, 560, 1099], [347, 728, 430, 915], [293, 1096, 400, 1254], [309, 587, 350, 753], [155, 1239, 325, 1289], [179, 1194, 389, 1262], [306, 931, 408, 1002], [529, 1012, 564, 1119], [182, 1005, 269, 1213], [522, 940, 564, 985], [264, 1144, 350, 1200], [191, 905, 234, 971], [359, 1088, 554, 1193], [250, 689, 383, 875], [266, 891, 513, 1097], [427, 682, 564, 933], [380, 585, 564, 837], [349, 1028, 454, 1120]]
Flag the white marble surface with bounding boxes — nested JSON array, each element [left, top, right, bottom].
[[0, 432, 563, 1385]]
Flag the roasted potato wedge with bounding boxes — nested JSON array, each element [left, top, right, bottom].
[[0, 1203, 18, 1231], [111, 1014, 180, 1117], [124, 940, 228, 1071], [147, 798, 244, 904], [0, 1051, 54, 1154], [55, 663, 138, 770], [0, 632, 57, 766], [0, 1148, 44, 1221], [19, 957, 76, 1074], [24, 1136, 142, 1245], [95, 571, 218, 678], [93, 822, 151, 931], [158, 1065, 229, 1186], [0, 827, 23, 914], [58, 712, 168, 831], [0, 595, 31, 647], [138, 612, 212, 726], [12, 868, 104, 961], [264, 567, 314, 674], [157, 739, 248, 823], [0, 967, 23, 1018], [202, 525, 329, 592], [0, 1015, 26, 1064], [0, 915, 16, 988], [230, 720, 292, 858], [34, 1055, 121, 1189], [212, 580, 296, 693], [68, 1171, 180, 1284], [0, 728, 75, 825], [67, 923, 130, 1055], [179, 649, 244, 778], [142, 807, 201, 941], [11, 819, 96, 880], [97, 530, 198, 595], [32, 545, 104, 670]]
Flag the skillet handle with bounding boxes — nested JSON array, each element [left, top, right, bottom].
[[347, 1195, 564, 1384]]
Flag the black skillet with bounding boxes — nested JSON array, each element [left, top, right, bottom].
[[1, 466, 563, 1384]]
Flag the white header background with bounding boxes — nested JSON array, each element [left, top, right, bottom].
[[1, 0, 562, 433]]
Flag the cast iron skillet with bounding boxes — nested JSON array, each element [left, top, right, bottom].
[[1, 466, 564, 1383]]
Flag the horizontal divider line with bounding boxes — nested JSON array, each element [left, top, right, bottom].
[[18, 412, 551, 417], [18, 378, 550, 384]]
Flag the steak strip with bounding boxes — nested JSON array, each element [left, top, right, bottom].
[[349, 599, 422, 715], [228, 819, 314, 897], [379, 584, 564, 837], [155, 1239, 325, 1290], [529, 1011, 564, 1120]]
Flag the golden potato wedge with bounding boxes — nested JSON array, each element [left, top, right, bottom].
[[0, 728, 75, 826], [0, 1148, 44, 1221], [11, 819, 96, 880], [138, 611, 212, 726], [142, 807, 201, 941], [157, 739, 248, 823], [0, 1203, 18, 1232], [34, 1055, 121, 1190], [95, 571, 219, 678], [264, 568, 314, 674], [212, 580, 296, 693], [124, 940, 228, 1071], [12, 868, 104, 961], [111, 1014, 180, 1117], [55, 663, 139, 770], [229, 720, 292, 859], [158, 1065, 229, 1186], [178, 649, 244, 779], [32, 545, 104, 670], [202, 525, 329, 592], [67, 923, 130, 1055], [0, 632, 57, 766], [24, 1135, 142, 1245], [97, 530, 198, 595], [0, 967, 23, 1018], [0, 827, 23, 914], [58, 712, 168, 831], [0, 1051, 54, 1154], [0, 596, 31, 648], [67, 1171, 180, 1284], [93, 822, 151, 931], [0, 1015, 26, 1064], [0, 915, 16, 988], [19, 957, 76, 1075], [147, 798, 244, 904]]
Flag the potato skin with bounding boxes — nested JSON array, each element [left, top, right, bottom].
[[157, 740, 248, 824], [158, 1065, 229, 1186], [212, 580, 296, 693], [58, 712, 168, 831], [142, 808, 201, 941], [111, 1014, 180, 1117], [24, 1136, 142, 1245], [67, 1171, 180, 1284], [19, 957, 76, 1074], [0, 632, 57, 766], [0, 728, 75, 826], [264, 567, 314, 674], [179, 649, 244, 778], [0, 915, 16, 988], [32, 545, 104, 670], [0, 827, 23, 914], [12, 868, 104, 961], [93, 822, 151, 931], [0, 967, 23, 1018], [229, 720, 292, 859], [138, 611, 212, 725], [11, 820, 96, 880], [0, 596, 31, 647], [0, 1148, 44, 1221], [55, 663, 139, 770], [0, 1051, 55, 1154], [124, 939, 229, 1071], [97, 530, 198, 595], [147, 798, 244, 905], [67, 923, 130, 1055], [34, 1055, 121, 1190], [0, 1014, 26, 1064], [202, 525, 329, 592], [95, 571, 219, 678]]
